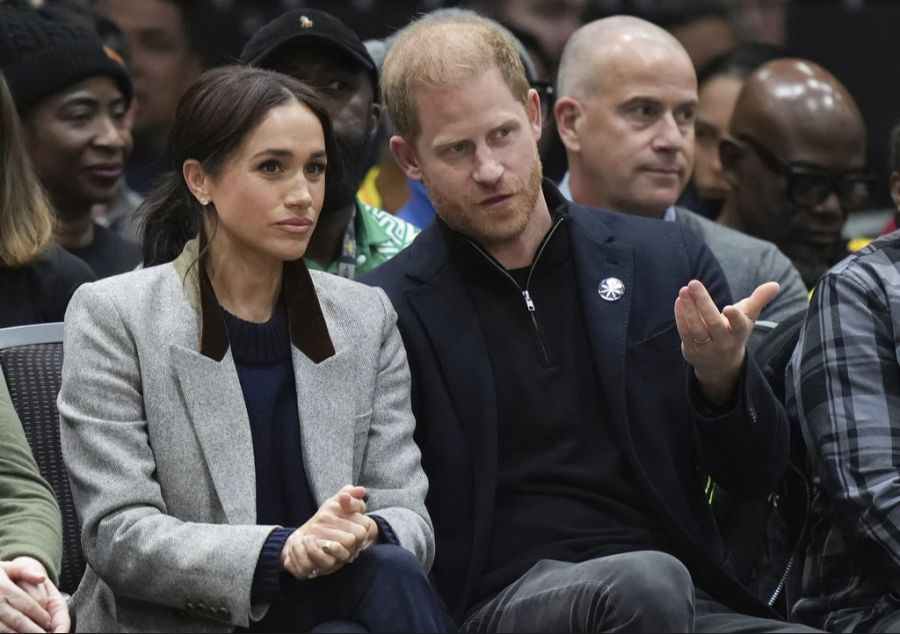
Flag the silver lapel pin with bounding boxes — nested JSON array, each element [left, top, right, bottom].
[[598, 278, 625, 302]]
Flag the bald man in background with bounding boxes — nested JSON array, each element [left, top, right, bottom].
[[555, 17, 807, 341], [718, 60, 875, 288]]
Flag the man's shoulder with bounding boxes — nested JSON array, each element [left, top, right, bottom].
[[566, 202, 698, 258], [359, 222, 446, 299], [822, 230, 900, 293], [674, 207, 792, 266], [359, 239, 417, 291], [676, 207, 768, 250]]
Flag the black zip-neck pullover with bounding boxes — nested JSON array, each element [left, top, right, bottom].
[[441, 214, 672, 605]]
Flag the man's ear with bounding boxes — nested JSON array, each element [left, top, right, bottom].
[[389, 135, 423, 181], [183, 159, 211, 202], [554, 96, 582, 153], [526, 88, 542, 142], [368, 102, 383, 141]]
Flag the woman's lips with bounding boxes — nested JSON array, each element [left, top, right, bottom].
[[275, 218, 315, 235], [84, 164, 124, 186], [85, 164, 124, 180]]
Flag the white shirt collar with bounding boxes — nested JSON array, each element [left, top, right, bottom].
[[559, 171, 677, 222]]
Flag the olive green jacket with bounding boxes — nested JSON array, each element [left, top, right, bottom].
[[0, 367, 62, 583]]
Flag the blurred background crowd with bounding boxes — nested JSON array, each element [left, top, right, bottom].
[[21, 0, 898, 232]]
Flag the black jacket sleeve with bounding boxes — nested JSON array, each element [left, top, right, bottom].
[[680, 225, 791, 496]]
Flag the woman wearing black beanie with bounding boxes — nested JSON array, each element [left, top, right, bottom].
[[0, 70, 96, 328], [0, 0, 140, 279]]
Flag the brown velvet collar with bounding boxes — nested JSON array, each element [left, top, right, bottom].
[[174, 236, 336, 364]]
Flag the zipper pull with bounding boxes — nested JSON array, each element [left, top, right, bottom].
[[523, 290, 536, 312]]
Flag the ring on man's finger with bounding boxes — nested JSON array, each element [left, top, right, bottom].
[[693, 336, 712, 345], [308, 569, 320, 580]]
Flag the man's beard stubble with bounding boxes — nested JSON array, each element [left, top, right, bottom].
[[425, 155, 544, 248]]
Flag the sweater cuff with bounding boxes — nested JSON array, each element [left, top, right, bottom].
[[371, 515, 399, 546], [251, 527, 294, 603]]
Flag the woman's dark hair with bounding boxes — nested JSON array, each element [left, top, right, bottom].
[[140, 65, 338, 266], [697, 42, 786, 87]]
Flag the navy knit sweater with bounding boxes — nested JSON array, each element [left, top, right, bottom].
[[223, 302, 316, 603], [223, 299, 399, 615]]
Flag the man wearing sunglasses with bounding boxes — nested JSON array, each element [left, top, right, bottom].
[[717, 59, 873, 288]]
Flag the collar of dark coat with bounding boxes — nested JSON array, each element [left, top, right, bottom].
[[172, 236, 335, 363]]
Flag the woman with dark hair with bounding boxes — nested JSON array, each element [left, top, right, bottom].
[[691, 43, 784, 218], [0, 71, 95, 327], [58, 66, 450, 633]]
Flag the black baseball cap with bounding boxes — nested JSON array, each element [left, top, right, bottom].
[[240, 9, 378, 94]]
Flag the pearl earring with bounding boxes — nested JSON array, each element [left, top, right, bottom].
[[199, 197, 209, 206]]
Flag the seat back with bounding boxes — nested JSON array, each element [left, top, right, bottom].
[[0, 323, 85, 595]]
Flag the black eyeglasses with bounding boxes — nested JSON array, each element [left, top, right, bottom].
[[732, 134, 877, 211]]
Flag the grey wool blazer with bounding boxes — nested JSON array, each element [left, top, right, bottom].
[[57, 239, 433, 633]]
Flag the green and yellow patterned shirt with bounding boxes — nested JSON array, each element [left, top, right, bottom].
[[305, 199, 419, 278]]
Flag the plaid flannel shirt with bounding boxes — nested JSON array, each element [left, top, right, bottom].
[[787, 232, 900, 632]]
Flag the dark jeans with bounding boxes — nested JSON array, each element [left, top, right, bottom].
[[461, 551, 823, 633], [255, 544, 453, 633]]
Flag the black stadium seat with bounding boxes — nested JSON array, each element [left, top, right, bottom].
[[0, 323, 85, 595]]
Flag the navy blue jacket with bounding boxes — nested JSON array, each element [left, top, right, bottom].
[[362, 187, 789, 622]]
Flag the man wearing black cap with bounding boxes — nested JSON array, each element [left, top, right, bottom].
[[241, 9, 419, 280]]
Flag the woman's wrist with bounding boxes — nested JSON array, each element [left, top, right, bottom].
[[252, 528, 294, 603]]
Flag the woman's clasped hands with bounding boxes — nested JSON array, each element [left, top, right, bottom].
[[281, 486, 379, 581]]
